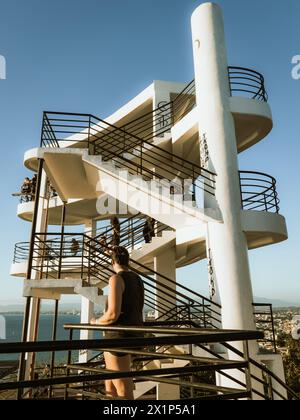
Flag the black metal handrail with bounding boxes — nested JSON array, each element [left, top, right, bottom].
[[17, 231, 221, 329], [41, 111, 217, 199], [39, 67, 269, 202], [12, 214, 172, 264], [253, 303, 277, 353], [228, 66, 268, 102], [16, 232, 276, 348], [0, 325, 263, 400], [148, 320, 297, 401], [40, 67, 268, 159], [239, 170, 280, 213], [12, 169, 281, 264], [12, 228, 276, 346], [117, 79, 196, 143], [1, 323, 296, 401]]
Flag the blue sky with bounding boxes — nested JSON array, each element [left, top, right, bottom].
[[0, 0, 299, 305]]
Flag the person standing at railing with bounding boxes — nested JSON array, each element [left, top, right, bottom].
[[30, 174, 37, 200], [143, 217, 156, 244], [48, 183, 58, 198], [91, 246, 144, 400], [70, 238, 80, 257], [21, 177, 32, 202], [111, 216, 120, 246]]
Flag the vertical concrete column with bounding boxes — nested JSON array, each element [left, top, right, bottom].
[[154, 246, 176, 319], [79, 296, 95, 363], [79, 220, 96, 363], [191, 2, 256, 339], [191, 3, 263, 396], [154, 246, 179, 400], [25, 169, 48, 379]]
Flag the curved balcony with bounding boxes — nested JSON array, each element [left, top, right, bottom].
[[228, 67, 268, 102], [12, 169, 286, 278], [239, 171, 279, 214], [172, 67, 272, 157]]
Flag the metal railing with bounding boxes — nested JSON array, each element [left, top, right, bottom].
[[0, 323, 297, 401], [40, 66, 266, 147], [186, 325, 298, 401], [13, 231, 276, 352], [253, 303, 277, 353], [239, 171, 280, 213], [15, 231, 222, 329], [0, 325, 264, 400], [39, 66, 269, 201], [228, 66, 268, 102], [41, 111, 217, 199], [12, 169, 281, 266], [115, 66, 267, 144], [13, 214, 173, 264]]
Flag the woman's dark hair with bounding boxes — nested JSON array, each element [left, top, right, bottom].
[[111, 246, 130, 267]]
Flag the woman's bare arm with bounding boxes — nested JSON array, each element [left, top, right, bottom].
[[91, 275, 124, 325]]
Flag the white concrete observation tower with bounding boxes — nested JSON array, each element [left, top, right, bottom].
[[9, 2, 293, 401]]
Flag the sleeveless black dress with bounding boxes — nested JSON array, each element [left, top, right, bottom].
[[104, 271, 144, 356]]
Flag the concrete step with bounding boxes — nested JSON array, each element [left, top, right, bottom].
[[74, 285, 107, 308]]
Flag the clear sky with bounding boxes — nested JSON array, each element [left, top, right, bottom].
[[0, 0, 299, 305]]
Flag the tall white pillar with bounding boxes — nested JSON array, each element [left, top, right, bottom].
[[79, 220, 96, 364], [192, 1, 256, 339], [154, 247, 176, 319], [154, 246, 180, 400], [191, 3, 264, 397]]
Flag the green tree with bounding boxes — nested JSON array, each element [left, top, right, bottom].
[[279, 334, 300, 396]]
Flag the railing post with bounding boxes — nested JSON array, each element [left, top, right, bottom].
[[81, 237, 84, 280], [87, 239, 91, 286], [88, 115, 91, 153], [273, 180, 279, 214], [202, 298, 207, 328], [243, 340, 253, 400], [171, 100, 175, 126], [228, 67, 233, 96], [269, 304, 277, 353], [64, 329, 73, 400], [264, 193, 268, 212], [123, 126, 126, 153], [48, 299, 59, 399], [192, 167, 196, 203], [140, 142, 143, 176], [267, 374, 274, 400], [57, 203, 66, 279], [239, 172, 244, 209], [131, 219, 134, 250], [40, 112, 46, 147]]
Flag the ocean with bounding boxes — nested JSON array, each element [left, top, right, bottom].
[[0, 313, 91, 364]]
